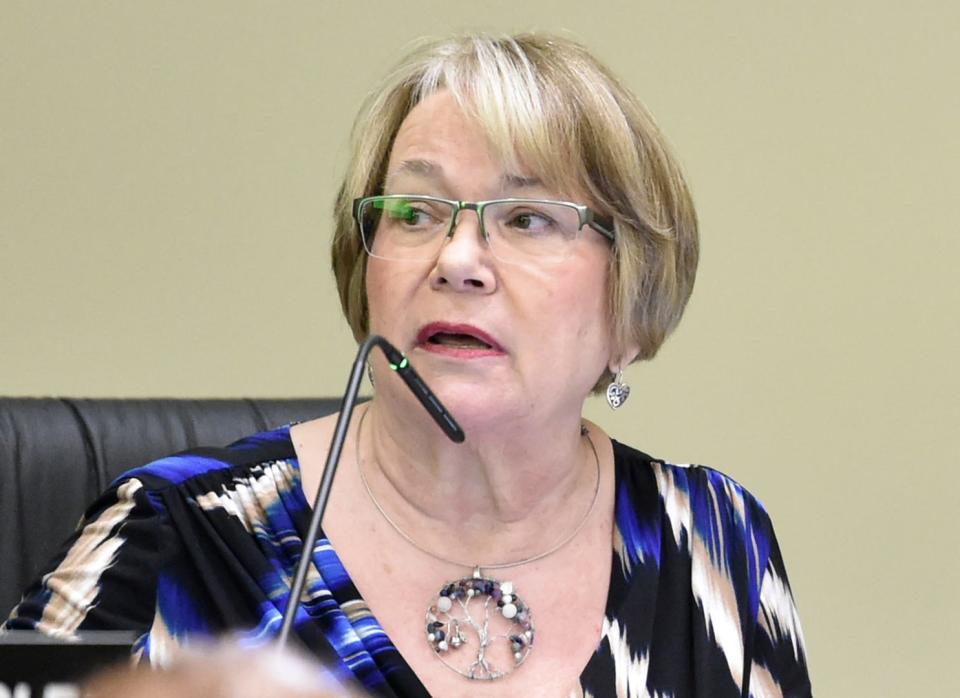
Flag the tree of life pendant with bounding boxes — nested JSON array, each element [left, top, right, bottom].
[[425, 569, 535, 680]]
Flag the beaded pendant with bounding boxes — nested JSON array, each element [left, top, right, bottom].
[[425, 569, 535, 680]]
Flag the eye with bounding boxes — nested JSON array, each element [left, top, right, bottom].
[[389, 203, 425, 224], [504, 208, 556, 234], [383, 198, 442, 228]]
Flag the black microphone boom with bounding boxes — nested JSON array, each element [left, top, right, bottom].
[[377, 341, 465, 444], [277, 335, 464, 649]]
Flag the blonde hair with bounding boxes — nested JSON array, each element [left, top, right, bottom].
[[331, 33, 699, 389]]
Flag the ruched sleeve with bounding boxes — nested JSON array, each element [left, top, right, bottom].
[[3, 475, 172, 640]]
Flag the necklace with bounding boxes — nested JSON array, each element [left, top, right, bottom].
[[355, 408, 601, 681]]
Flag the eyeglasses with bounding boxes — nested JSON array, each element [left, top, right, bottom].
[[352, 195, 615, 265]]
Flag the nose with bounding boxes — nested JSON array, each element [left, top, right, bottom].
[[430, 207, 496, 293]]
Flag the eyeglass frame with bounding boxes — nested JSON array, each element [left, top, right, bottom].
[[351, 194, 616, 261]]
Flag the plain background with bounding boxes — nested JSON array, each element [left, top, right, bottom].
[[2, 2, 958, 695]]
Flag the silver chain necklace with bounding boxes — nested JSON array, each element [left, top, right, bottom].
[[355, 408, 600, 681]]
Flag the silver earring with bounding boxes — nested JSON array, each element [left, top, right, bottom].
[[366, 362, 375, 388], [606, 370, 630, 410]]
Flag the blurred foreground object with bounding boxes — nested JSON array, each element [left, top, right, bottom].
[[82, 640, 368, 697]]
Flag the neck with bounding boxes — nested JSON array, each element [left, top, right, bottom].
[[358, 397, 601, 566]]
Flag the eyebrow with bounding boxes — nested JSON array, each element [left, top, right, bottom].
[[501, 173, 542, 190], [385, 159, 440, 184], [384, 159, 544, 193]]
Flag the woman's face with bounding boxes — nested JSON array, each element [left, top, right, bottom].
[[366, 91, 615, 429]]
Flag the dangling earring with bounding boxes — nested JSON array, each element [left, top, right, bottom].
[[366, 362, 375, 389], [606, 369, 630, 410]]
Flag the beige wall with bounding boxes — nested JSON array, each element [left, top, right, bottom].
[[2, 2, 958, 694]]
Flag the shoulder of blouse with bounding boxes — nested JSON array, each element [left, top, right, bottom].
[[109, 424, 298, 494], [611, 438, 811, 694]]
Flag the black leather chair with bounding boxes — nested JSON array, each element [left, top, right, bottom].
[[0, 397, 339, 618]]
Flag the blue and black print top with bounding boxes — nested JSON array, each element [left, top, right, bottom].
[[4, 425, 812, 697]]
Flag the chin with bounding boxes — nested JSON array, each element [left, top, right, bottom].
[[436, 380, 533, 429]]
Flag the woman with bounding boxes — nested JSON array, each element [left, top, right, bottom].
[[5, 34, 811, 696]]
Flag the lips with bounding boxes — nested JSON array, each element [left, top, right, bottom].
[[415, 322, 506, 358]]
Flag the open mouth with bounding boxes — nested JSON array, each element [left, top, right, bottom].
[[416, 323, 504, 355], [426, 332, 493, 350]]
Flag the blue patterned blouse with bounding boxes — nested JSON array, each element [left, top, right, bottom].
[[4, 426, 812, 696]]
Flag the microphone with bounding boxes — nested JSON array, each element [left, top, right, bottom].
[[375, 338, 465, 444], [277, 335, 464, 649]]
